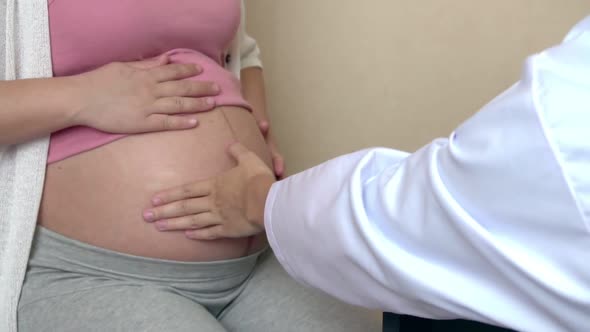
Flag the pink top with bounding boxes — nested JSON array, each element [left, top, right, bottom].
[[47, 0, 251, 164]]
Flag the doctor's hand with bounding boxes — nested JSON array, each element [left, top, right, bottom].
[[143, 142, 275, 240]]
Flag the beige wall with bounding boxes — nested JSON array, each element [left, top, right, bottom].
[[246, 1, 590, 174]]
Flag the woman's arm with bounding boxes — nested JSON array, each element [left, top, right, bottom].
[[0, 57, 219, 145], [237, 1, 285, 178], [241, 67, 285, 178], [240, 67, 267, 125], [0, 76, 83, 145]]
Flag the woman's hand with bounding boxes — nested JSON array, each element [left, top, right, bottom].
[[143, 142, 275, 240], [258, 120, 286, 179], [72, 55, 220, 133]]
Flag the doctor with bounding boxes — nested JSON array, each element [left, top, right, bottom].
[[144, 16, 590, 332]]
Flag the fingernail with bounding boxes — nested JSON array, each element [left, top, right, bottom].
[[188, 118, 198, 126], [143, 211, 155, 222], [212, 84, 220, 93], [151, 197, 162, 206], [155, 221, 167, 230], [206, 97, 215, 106], [194, 64, 202, 73]]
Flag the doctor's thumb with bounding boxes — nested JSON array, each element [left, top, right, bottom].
[[226, 141, 251, 163]]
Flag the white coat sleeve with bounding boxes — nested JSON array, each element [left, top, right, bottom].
[[264, 22, 590, 332]]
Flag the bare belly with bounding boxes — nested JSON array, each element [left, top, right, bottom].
[[38, 106, 272, 261]]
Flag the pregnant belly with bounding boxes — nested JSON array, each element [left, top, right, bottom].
[[38, 106, 272, 261]]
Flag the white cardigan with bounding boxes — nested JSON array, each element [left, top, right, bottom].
[[0, 1, 261, 331]]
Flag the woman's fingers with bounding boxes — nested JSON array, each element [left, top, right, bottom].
[[273, 153, 285, 179], [142, 114, 199, 131], [258, 120, 270, 137], [156, 80, 219, 98], [143, 197, 211, 222], [151, 96, 216, 114], [149, 63, 202, 82], [153, 213, 219, 232], [252, 120, 286, 179], [152, 81, 219, 114], [127, 54, 169, 69]]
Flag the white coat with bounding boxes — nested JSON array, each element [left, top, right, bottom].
[[264, 15, 590, 332]]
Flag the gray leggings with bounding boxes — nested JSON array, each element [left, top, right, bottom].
[[18, 227, 381, 332]]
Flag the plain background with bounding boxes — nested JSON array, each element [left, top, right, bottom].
[[245, 1, 590, 175]]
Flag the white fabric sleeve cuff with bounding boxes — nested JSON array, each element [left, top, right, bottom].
[[264, 181, 300, 281]]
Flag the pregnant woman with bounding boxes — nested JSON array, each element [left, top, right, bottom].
[[0, 1, 379, 331]]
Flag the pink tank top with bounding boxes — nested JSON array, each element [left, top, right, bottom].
[[47, 0, 251, 164]]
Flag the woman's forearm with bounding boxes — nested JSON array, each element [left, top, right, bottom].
[[240, 67, 268, 123], [0, 57, 220, 146], [0, 76, 82, 145], [240, 66, 285, 178]]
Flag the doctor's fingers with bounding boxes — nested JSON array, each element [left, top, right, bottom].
[[185, 225, 226, 241], [227, 142, 255, 163], [143, 197, 211, 222], [150, 180, 213, 207], [153, 213, 219, 232]]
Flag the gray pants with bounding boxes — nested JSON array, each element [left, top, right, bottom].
[[18, 227, 380, 332]]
